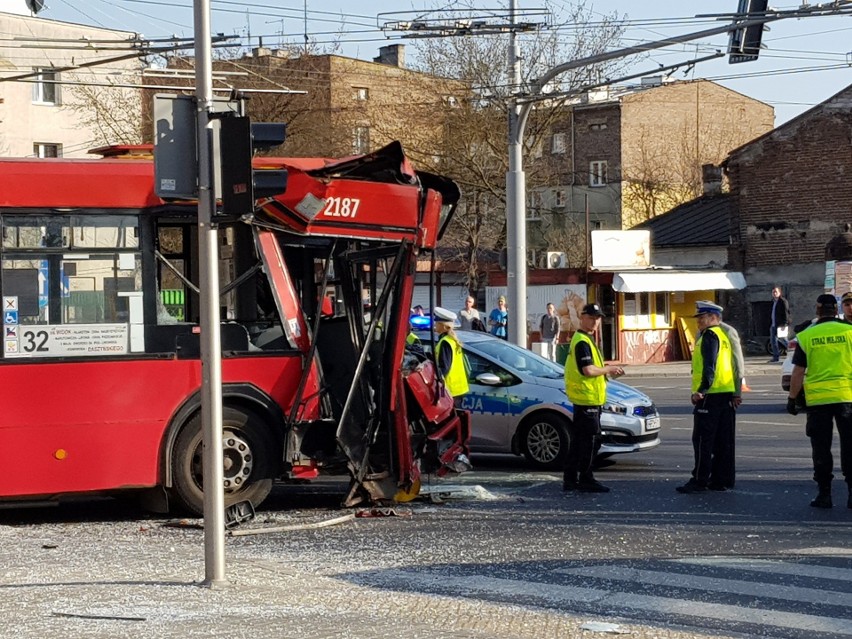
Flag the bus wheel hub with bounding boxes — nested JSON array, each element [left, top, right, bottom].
[[222, 431, 253, 493]]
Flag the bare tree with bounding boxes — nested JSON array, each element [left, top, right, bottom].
[[620, 82, 773, 227], [66, 73, 145, 146], [409, 0, 627, 294]]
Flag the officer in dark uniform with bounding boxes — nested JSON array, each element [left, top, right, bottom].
[[787, 293, 852, 509], [677, 301, 738, 494], [563, 303, 624, 493]]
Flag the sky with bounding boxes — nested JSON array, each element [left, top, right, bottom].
[[10, 0, 852, 125]]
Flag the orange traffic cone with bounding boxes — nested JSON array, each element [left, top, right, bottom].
[[741, 378, 751, 392]]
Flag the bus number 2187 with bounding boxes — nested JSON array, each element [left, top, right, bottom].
[[322, 197, 360, 219]]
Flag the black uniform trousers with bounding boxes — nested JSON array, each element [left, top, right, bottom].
[[563, 404, 601, 483], [691, 393, 735, 487], [805, 403, 852, 489]]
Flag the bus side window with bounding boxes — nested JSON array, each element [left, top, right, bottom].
[[62, 253, 142, 324]]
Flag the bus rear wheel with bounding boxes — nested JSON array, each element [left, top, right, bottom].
[[170, 406, 278, 516]]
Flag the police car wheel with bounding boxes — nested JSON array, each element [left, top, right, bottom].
[[521, 414, 570, 470]]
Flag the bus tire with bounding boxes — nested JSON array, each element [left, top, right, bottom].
[[170, 405, 278, 516], [520, 413, 570, 470]]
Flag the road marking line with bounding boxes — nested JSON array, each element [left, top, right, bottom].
[[558, 564, 852, 607], [369, 570, 852, 636], [674, 557, 852, 581], [793, 547, 852, 556]]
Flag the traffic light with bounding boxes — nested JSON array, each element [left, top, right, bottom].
[[728, 0, 769, 64], [219, 115, 288, 216]]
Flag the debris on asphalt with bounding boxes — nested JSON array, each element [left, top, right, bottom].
[[224, 500, 256, 528], [354, 507, 411, 518], [227, 512, 355, 537], [161, 519, 204, 530], [580, 621, 631, 634], [418, 484, 501, 502], [52, 612, 146, 622]]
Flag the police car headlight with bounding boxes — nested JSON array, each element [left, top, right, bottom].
[[602, 402, 627, 415]]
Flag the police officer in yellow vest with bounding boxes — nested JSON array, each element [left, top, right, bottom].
[[787, 293, 852, 509], [433, 307, 469, 403], [563, 303, 624, 493], [677, 301, 738, 494]]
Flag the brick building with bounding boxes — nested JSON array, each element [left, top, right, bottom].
[[526, 79, 773, 268], [723, 83, 852, 338], [176, 44, 466, 166]]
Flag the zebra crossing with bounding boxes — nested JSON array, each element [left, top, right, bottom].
[[355, 551, 852, 639]]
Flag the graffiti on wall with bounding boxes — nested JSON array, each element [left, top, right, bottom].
[[621, 329, 677, 364]]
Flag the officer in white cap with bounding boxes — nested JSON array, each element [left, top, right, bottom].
[[677, 300, 738, 494], [433, 307, 469, 401]]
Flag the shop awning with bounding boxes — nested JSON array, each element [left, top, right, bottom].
[[612, 271, 746, 293]]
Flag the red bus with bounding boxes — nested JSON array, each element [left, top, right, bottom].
[[0, 142, 469, 514]]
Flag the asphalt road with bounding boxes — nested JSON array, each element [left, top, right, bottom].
[[256, 372, 851, 639], [1, 373, 849, 639]]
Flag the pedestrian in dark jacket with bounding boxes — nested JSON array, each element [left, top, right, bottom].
[[770, 286, 790, 362]]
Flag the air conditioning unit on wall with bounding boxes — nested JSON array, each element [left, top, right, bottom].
[[546, 251, 567, 269]]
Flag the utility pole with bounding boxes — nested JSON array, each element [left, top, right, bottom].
[[506, 0, 526, 347], [193, 0, 226, 585]]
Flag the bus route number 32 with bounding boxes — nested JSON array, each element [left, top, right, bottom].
[[321, 197, 360, 219]]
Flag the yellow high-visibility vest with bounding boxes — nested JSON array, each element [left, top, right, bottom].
[[691, 325, 735, 393], [798, 320, 852, 405], [436, 334, 469, 397], [564, 331, 606, 406]]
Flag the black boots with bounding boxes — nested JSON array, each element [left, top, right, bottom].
[[563, 474, 610, 493], [810, 487, 832, 509]]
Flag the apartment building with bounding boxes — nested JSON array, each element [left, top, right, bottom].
[[0, 7, 143, 157]]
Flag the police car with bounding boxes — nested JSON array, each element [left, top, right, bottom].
[[414, 329, 661, 469]]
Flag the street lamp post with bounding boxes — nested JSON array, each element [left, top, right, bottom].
[[506, 0, 526, 346], [193, 0, 226, 585]]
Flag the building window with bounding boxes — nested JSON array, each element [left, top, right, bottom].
[[527, 191, 542, 220], [551, 132, 566, 154], [554, 189, 566, 208], [621, 292, 651, 329], [589, 122, 608, 131], [353, 125, 370, 154], [354, 87, 369, 101], [590, 160, 607, 187], [654, 292, 671, 327], [621, 292, 671, 330], [32, 68, 59, 105], [33, 143, 61, 158]]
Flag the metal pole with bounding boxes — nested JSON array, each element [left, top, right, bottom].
[[584, 194, 590, 269], [194, 0, 226, 585], [506, 0, 526, 347]]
